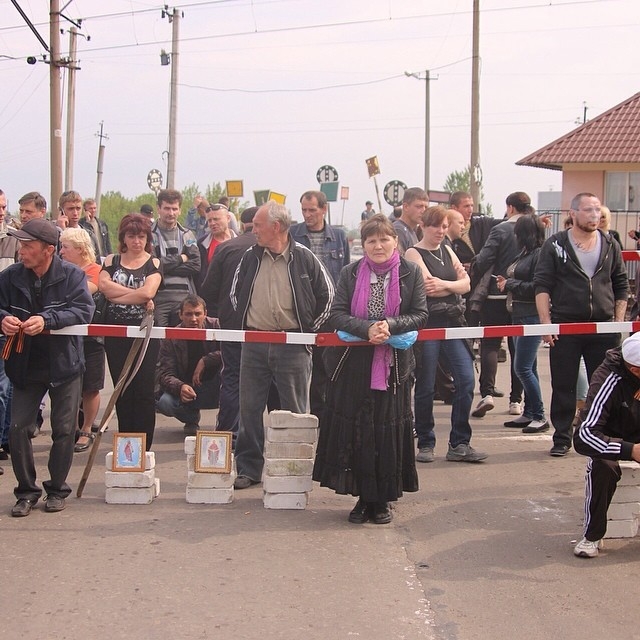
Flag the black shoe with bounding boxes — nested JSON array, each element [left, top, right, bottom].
[[183, 422, 199, 436], [11, 498, 35, 517], [504, 418, 531, 429], [522, 420, 549, 434], [348, 498, 372, 524], [234, 475, 259, 490], [0, 465, 3, 475], [373, 502, 392, 525], [44, 495, 66, 512], [550, 444, 570, 457], [0, 450, 7, 460], [490, 388, 505, 398]]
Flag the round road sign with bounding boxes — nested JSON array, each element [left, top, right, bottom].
[[316, 165, 339, 184], [147, 169, 164, 193], [384, 180, 408, 207]]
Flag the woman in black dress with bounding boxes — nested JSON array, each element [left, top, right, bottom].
[[99, 214, 162, 449], [313, 214, 429, 524]]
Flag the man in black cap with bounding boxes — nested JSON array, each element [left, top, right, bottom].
[[0, 218, 94, 517], [361, 201, 375, 222]]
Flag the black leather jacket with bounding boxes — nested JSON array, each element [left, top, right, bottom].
[[325, 257, 429, 384]]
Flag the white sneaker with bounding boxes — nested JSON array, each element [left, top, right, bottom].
[[509, 402, 522, 415], [471, 395, 494, 418], [573, 537, 603, 558]]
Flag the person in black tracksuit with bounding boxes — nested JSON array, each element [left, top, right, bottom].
[[573, 337, 640, 553]]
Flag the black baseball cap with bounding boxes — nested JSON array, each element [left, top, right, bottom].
[[9, 219, 59, 245]]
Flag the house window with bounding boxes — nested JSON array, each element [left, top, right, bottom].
[[605, 172, 640, 210]]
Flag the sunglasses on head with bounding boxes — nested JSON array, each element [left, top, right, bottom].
[[206, 204, 228, 213]]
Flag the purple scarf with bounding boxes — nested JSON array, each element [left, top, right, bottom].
[[351, 250, 401, 390]]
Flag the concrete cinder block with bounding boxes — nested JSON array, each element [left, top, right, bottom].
[[186, 487, 234, 504], [264, 442, 314, 459], [265, 426, 317, 443], [264, 458, 314, 477], [105, 486, 156, 504], [263, 475, 313, 493], [105, 451, 155, 471], [604, 518, 639, 539], [187, 470, 236, 489], [618, 462, 640, 485], [608, 503, 640, 520], [105, 469, 155, 488], [187, 454, 195, 472], [184, 436, 196, 455], [263, 492, 309, 510], [613, 485, 640, 503], [269, 411, 318, 430]]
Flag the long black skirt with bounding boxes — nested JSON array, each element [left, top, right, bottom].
[[312, 347, 418, 503]]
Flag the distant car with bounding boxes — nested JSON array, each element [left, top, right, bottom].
[[350, 240, 363, 262]]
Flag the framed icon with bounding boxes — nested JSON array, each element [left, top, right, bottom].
[[112, 433, 146, 472], [195, 431, 233, 474]]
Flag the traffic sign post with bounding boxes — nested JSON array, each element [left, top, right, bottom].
[[147, 169, 163, 194], [316, 165, 339, 184], [383, 180, 408, 207]]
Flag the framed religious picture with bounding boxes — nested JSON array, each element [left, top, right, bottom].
[[112, 433, 146, 472], [195, 431, 233, 474]]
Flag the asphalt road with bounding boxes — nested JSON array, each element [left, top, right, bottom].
[[1, 344, 639, 640]]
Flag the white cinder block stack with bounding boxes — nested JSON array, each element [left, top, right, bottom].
[[184, 436, 236, 504], [263, 411, 318, 510], [105, 452, 160, 504], [605, 461, 640, 538]]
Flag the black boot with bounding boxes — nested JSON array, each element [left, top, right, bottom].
[[348, 498, 371, 524], [373, 502, 392, 525]]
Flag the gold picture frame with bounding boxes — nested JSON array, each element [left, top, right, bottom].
[[112, 433, 146, 472], [195, 431, 233, 474]]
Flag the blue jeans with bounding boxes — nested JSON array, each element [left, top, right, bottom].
[[414, 338, 475, 449], [236, 342, 311, 481], [0, 341, 12, 447], [512, 314, 545, 421], [156, 377, 219, 426]]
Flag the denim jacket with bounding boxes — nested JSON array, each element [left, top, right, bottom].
[[289, 222, 350, 286]]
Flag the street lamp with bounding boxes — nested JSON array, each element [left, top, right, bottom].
[[404, 69, 433, 195]]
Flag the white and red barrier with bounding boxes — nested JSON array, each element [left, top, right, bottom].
[[45, 250, 640, 345], [49, 321, 640, 346]]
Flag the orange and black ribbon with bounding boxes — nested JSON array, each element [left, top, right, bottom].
[[2, 329, 25, 360]]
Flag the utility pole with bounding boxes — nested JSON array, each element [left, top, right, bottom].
[[424, 69, 430, 195], [470, 0, 482, 212], [404, 70, 436, 195], [163, 6, 183, 190], [95, 121, 108, 217], [50, 0, 63, 217], [64, 26, 78, 191]]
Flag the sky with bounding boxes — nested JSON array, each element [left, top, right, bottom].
[[1, 0, 639, 229]]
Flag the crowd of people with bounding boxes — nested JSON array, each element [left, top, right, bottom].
[[0, 184, 639, 558]]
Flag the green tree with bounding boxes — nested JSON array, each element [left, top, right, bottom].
[[443, 166, 492, 215]]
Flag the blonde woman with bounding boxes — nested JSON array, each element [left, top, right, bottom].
[[59, 227, 104, 452], [598, 205, 623, 249]]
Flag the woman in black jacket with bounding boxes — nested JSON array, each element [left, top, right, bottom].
[[496, 214, 548, 433], [313, 215, 429, 525]]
